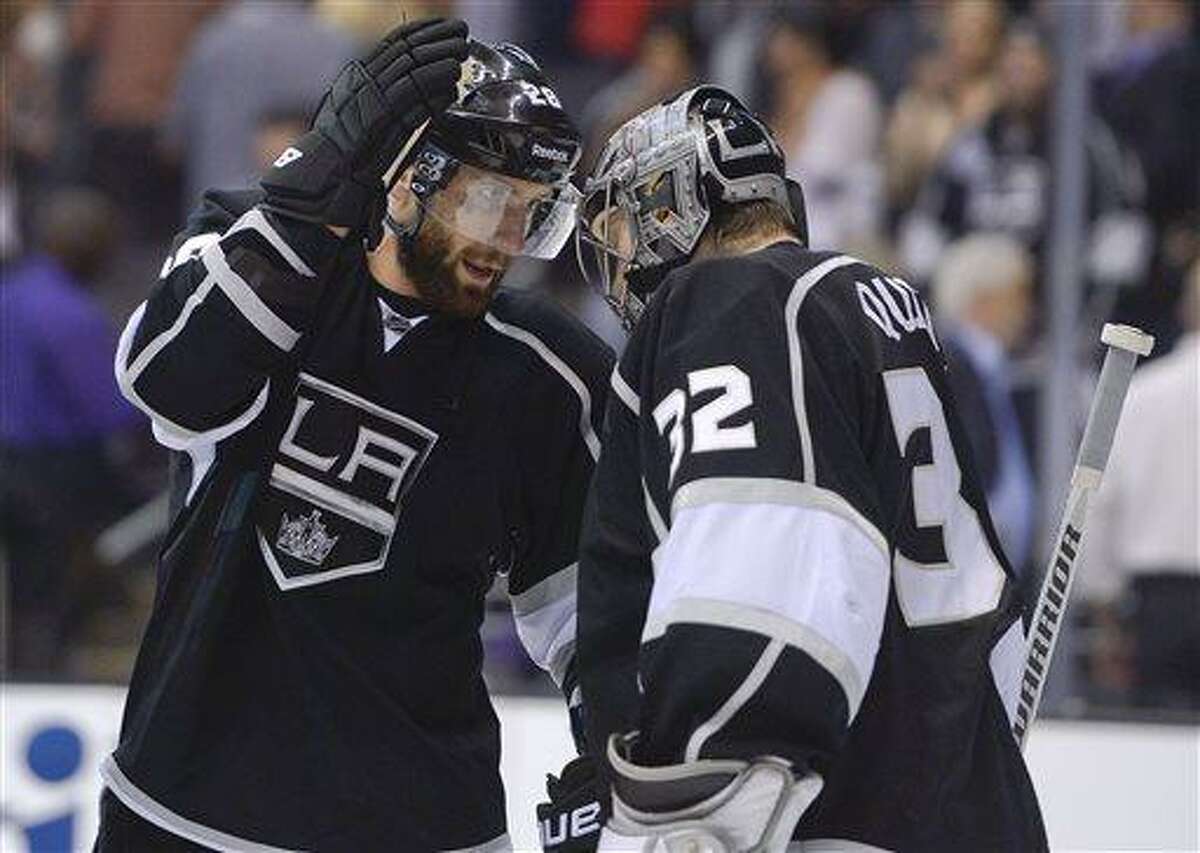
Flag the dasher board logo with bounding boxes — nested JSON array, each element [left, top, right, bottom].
[[256, 372, 437, 590]]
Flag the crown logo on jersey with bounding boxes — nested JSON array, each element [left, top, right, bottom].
[[275, 509, 339, 566]]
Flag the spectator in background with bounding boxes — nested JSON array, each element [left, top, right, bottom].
[[1095, 0, 1199, 344], [899, 21, 1147, 293], [1, 0, 63, 258], [932, 233, 1037, 576], [884, 0, 1004, 219], [1, 189, 142, 673], [765, 6, 883, 250], [164, 0, 356, 211], [1082, 259, 1200, 710], [68, 0, 221, 243], [315, 0, 449, 49], [579, 7, 700, 169]]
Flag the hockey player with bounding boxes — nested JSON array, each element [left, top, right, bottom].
[[99, 20, 612, 851], [540, 87, 1047, 851]]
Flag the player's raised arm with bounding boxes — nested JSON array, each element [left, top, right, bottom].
[[114, 19, 467, 448]]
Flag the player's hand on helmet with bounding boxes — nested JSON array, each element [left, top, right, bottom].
[[261, 17, 468, 234], [536, 755, 606, 852]]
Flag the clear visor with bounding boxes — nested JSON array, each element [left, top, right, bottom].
[[419, 161, 580, 260]]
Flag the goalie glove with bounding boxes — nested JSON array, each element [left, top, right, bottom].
[[537, 756, 606, 852], [602, 733, 823, 853], [260, 17, 467, 234]]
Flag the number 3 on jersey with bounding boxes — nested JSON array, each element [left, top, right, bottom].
[[883, 368, 1006, 628], [653, 365, 757, 486]]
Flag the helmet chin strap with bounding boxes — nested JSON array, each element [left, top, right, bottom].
[[383, 206, 424, 259]]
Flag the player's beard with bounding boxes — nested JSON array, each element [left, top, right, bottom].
[[401, 215, 507, 318]]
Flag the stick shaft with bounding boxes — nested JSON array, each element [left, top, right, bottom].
[[1013, 328, 1151, 748]]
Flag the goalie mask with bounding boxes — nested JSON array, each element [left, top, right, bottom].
[[387, 40, 583, 260], [577, 86, 808, 329]]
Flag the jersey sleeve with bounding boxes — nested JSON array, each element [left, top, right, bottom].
[[114, 188, 344, 452], [624, 256, 891, 776], [500, 311, 614, 693], [577, 348, 660, 760]]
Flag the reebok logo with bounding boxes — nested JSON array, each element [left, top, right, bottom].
[[273, 147, 303, 168], [531, 143, 570, 164]]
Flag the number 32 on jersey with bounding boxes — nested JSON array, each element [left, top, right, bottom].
[[650, 363, 1006, 630], [652, 365, 757, 486]]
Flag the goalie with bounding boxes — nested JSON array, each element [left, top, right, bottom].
[[545, 87, 1048, 852]]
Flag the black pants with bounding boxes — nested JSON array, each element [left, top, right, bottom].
[[94, 788, 212, 852], [1131, 573, 1200, 710]]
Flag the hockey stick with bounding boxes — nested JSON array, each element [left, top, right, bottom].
[[1012, 323, 1154, 749]]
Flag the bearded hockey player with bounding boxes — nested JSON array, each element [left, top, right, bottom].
[[100, 19, 611, 851], [539, 86, 1046, 852]]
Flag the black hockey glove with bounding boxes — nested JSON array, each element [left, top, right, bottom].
[[536, 755, 606, 852], [260, 17, 467, 233]]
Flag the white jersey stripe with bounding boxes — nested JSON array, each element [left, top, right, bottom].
[[510, 562, 577, 617], [484, 312, 601, 460], [611, 364, 641, 415], [116, 302, 273, 448], [644, 500, 888, 717], [228, 208, 315, 277], [785, 255, 859, 484], [644, 477, 669, 545], [202, 242, 301, 352], [685, 636, 785, 761], [101, 757, 299, 852], [671, 476, 887, 557]]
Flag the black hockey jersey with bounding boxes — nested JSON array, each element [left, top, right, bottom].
[[106, 189, 612, 850], [577, 242, 1046, 851]]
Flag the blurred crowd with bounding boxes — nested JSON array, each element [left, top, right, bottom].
[[1, 0, 1197, 716]]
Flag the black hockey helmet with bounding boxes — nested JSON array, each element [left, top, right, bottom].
[[432, 41, 581, 185], [577, 85, 808, 328], [387, 40, 583, 259]]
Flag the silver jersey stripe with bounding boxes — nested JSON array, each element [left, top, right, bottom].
[[269, 464, 395, 534], [121, 275, 219, 397], [100, 756, 299, 853], [202, 241, 301, 352], [785, 255, 859, 484], [228, 208, 315, 277], [644, 478, 669, 545], [116, 301, 273, 447], [671, 477, 887, 557], [611, 364, 640, 415], [484, 312, 601, 460], [684, 637, 785, 761], [510, 562, 577, 617], [643, 597, 867, 718]]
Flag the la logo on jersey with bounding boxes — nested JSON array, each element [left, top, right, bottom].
[[255, 372, 437, 590]]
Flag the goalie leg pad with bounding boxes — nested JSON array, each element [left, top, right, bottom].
[[602, 734, 824, 853]]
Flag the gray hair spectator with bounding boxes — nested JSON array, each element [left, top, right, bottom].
[[933, 233, 1037, 573], [1082, 258, 1200, 709]]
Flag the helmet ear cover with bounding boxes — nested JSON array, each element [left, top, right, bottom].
[[786, 178, 809, 248]]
